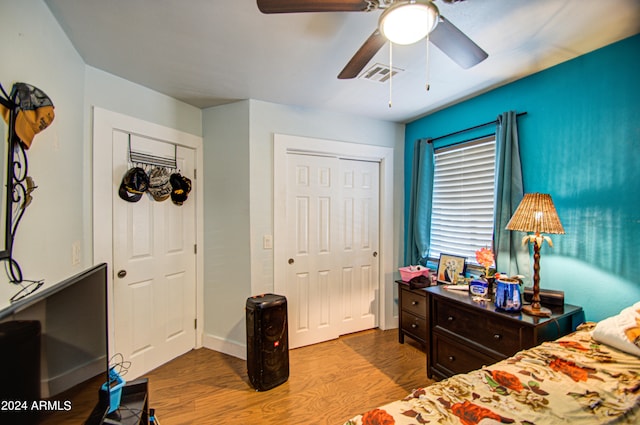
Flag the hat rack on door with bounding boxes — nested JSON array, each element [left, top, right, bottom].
[[127, 136, 178, 172], [121, 135, 192, 207]]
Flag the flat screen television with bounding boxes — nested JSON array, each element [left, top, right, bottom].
[[0, 263, 111, 424]]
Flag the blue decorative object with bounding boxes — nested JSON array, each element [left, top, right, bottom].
[[494, 278, 522, 312], [101, 367, 126, 414]]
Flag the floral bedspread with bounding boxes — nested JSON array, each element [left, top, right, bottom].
[[344, 323, 640, 424]]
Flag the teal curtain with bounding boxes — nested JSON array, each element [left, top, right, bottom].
[[493, 111, 530, 280], [406, 139, 434, 266]]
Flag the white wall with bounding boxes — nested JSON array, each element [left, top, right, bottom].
[[202, 99, 404, 358], [84, 66, 202, 137], [0, 0, 86, 306], [201, 100, 251, 357], [0, 0, 202, 311]]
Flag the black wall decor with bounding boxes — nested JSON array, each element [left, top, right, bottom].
[[3, 116, 33, 284], [0, 84, 42, 300]]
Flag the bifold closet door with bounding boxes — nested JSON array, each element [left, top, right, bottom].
[[281, 153, 380, 349]]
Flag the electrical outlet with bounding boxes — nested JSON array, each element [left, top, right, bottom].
[[72, 241, 81, 265]]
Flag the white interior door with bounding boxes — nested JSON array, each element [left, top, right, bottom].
[[337, 159, 379, 335], [112, 132, 196, 379], [283, 153, 380, 349]]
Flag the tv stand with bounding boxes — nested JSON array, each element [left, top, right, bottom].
[[86, 378, 149, 425]]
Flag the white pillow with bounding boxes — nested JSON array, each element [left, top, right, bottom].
[[591, 301, 640, 357]]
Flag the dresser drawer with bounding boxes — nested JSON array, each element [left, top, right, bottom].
[[401, 288, 426, 318], [432, 332, 498, 377], [434, 298, 523, 356], [401, 311, 427, 343]]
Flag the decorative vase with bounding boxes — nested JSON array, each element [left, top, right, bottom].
[[494, 277, 523, 312], [480, 275, 496, 295], [485, 276, 496, 294]]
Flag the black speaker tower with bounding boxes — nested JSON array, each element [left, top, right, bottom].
[[246, 294, 289, 391]]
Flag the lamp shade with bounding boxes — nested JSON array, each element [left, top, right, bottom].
[[505, 193, 565, 234], [379, 0, 439, 45]]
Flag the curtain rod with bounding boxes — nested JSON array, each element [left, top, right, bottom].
[[434, 133, 495, 152], [428, 111, 527, 144]]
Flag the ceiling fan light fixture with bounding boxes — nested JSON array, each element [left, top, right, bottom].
[[379, 0, 439, 45]]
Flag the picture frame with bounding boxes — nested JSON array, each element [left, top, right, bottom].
[[436, 253, 467, 284]]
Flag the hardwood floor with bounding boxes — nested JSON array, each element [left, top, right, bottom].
[[143, 329, 432, 425]]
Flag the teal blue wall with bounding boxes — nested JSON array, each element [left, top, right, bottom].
[[404, 34, 640, 322]]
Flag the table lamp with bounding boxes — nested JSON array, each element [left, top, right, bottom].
[[505, 193, 564, 317]]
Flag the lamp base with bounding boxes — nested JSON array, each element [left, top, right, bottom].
[[522, 304, 551, 317]]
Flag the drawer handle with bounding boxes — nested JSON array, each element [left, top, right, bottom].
[[447, 316, 454, 322], [412, 301, 419, 306], [493, 334, 502, 340], [411, 323, 418, 329], [448, 355, 455, 362]]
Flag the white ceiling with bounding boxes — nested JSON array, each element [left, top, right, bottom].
[[44, 0, 640, 123]]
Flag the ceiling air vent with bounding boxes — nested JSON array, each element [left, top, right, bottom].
[[359, 63, 403, 83]]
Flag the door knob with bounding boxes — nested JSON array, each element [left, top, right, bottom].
[[373, 251, 378, 257], [288, 258, 294, 264], [117, 270, 127, 278]]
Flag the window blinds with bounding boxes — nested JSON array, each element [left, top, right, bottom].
[[429, 137, 496, 264]]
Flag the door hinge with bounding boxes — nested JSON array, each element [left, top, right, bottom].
[[194, 318, 197, 329], [194, 244, 197, 254], [193, 169, 196, 179]]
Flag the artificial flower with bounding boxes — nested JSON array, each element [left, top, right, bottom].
[[475, 247, 495, 277]]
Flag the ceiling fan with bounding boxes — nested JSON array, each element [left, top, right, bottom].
[[257, 0, 488, 79]]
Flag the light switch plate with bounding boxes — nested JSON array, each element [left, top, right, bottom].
[[263, 235, 273, 249]]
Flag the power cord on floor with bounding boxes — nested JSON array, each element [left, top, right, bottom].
[[150, 407, 161, 425]]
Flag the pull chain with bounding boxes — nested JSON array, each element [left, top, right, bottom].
[[388, 41, 393, 108], [425, 34, 431, 92]]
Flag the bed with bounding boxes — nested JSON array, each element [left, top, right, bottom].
[[344, 303, 640, 425]]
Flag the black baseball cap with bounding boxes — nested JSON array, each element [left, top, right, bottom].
[[118, 167, 149, 202], [170, 173, 191, 205]]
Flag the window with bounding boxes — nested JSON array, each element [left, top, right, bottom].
[[428, 137, 496, 265]]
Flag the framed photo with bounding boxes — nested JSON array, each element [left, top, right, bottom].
[[436, 253, 467, 284]]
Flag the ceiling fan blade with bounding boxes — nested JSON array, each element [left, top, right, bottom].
[[257, 0, 372, 13], [429, 16, 488, 69], [338, 30, 387, 79]]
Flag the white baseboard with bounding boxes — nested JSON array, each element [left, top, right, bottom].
[[202, 332, 246, 360]]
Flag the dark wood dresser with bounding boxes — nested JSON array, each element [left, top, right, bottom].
[[397, 280, 428, 347], [424, 285, 584, 380]]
